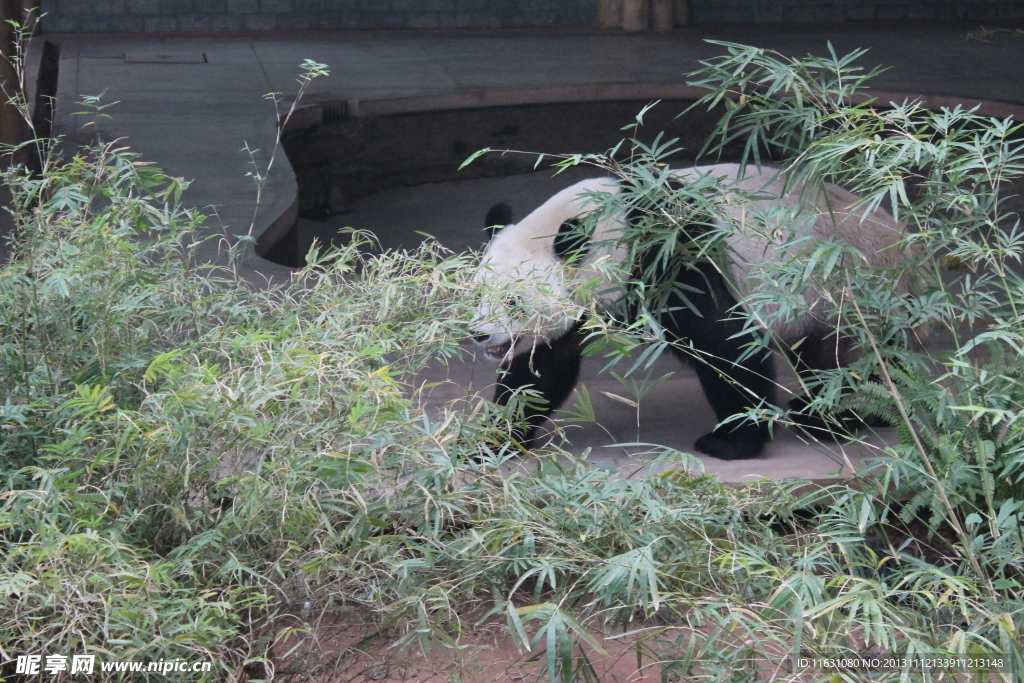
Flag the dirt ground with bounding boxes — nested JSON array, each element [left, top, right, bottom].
[[259, 611, 670, 683]]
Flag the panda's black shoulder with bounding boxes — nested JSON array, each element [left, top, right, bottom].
[[616, 176, 691, 227]]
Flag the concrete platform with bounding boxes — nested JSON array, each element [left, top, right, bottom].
[[46, 23, 1024, 483]]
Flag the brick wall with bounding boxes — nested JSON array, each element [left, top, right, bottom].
[[38, 0, 601, 33]]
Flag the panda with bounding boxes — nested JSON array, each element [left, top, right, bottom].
[[469, 163, 919, 460]]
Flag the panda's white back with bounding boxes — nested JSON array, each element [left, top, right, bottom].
[[680, 164, 910, 279], [483, 176, 624, 257], [674, 164, 914, 345], [474, 164, 915, 356]]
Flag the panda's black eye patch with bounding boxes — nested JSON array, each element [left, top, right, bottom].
[[553, 217, 592, 262], [506, 295, 528, 319]]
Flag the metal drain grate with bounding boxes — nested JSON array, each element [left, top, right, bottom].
[[321, 101, 348, 123]]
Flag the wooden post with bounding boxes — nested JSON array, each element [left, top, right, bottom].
[[674, 0, 689, 25], [651, 0, 674, 31], [597, 0, 623, 28], [621, 0, 649, 32]]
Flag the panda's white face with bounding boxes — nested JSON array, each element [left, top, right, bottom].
[[469, 177, 625, 361], [470, 222, 578, 360]]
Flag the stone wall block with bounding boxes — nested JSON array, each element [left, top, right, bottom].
[[406, 11, 440, 27], [244, 14, 278, 29], [93, 0, 126, 14], [143, 16, 179, 31], [39, 15, 73, 31], [843, 5, 876, 19], [208, 13, 245, 29], [50, 0, 91, 14], [38, 0, 60, 16], [521, 0, 554, 11], [178, 14, 213, 30], [905, 5, 936, 19], [226, 0, 259, 12], [364, 11, 407, 27], [964, 4, 999, 19], [422, 0, 457, 11], [126, 0, 160, 13], [754, 5, 783, 20], [875, 4, 909, 19], [160, 0, 190, 12], [260, 0, 292, 12]]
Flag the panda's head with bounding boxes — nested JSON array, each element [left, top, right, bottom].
[[469, 178, 624, 361]]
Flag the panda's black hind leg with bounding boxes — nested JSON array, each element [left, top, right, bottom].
[[694, 431, 766, 460], [687, 351, 773, 460], [492, 324, 583, 449], [654, 258, 776, 461]]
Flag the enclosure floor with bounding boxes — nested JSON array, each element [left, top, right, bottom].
[[47, 21, 1024, 483]]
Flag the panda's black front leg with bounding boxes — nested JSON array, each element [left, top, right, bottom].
[[492, 325, 583, 449]]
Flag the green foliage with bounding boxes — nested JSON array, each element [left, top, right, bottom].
[[561, 41, 1024, 681], [3, 38, 1024, 683]]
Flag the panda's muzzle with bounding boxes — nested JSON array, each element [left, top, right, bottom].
[[471, 333, 513, 359]]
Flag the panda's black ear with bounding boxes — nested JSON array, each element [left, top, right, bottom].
[[484, 202, 513, 239], [553, 217, 591, 262]]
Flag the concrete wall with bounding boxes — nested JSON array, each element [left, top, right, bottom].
[[38, 0, 601, 33]]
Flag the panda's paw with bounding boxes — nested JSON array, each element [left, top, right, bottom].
[[694, 432, 764, 461]]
